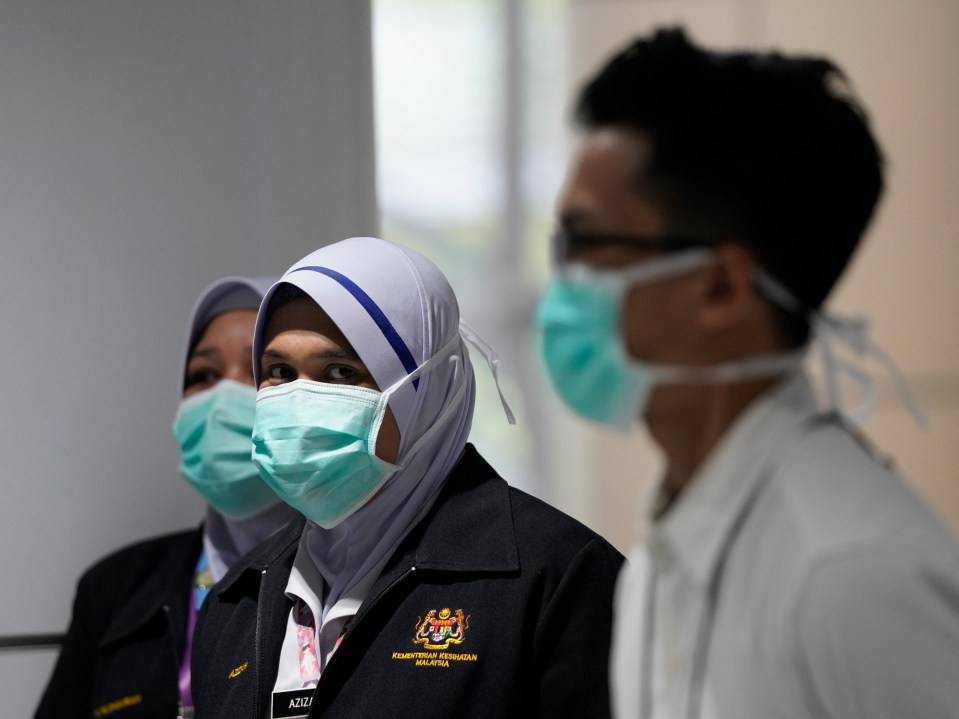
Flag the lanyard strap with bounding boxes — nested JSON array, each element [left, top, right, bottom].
[[178, 550, 212, 710], [295, 599, 321, 687], [294, 598, 351, 689]]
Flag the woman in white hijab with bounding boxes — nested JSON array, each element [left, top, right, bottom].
[[192, 238, 623, 718], [36, 277, 299, 719]]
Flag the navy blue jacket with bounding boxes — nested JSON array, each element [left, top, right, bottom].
[[192, 445, 624, 718]]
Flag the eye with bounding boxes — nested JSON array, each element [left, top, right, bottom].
[[263, 364, 296, 383], [325, 364, 357, 382], [184, 368, 220, 392]]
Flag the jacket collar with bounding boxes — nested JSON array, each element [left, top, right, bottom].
[[100, 529, 203, 648], [373, 444, 519, 582], [213, 444, 520, 605], [414, 444, 519, 571], [213, 514, 307, 602]]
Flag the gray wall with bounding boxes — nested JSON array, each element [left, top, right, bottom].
[[0, 2, 376, 712]]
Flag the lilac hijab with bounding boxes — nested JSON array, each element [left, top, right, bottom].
[[253, 237, 477, 607], [180, 275, 298, 582]]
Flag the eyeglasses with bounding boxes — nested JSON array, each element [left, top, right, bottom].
[[552, 227, 715, 265]]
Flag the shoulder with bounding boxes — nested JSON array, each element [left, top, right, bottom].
[[75, 528, 201, 601], [453, 445, 623, 574], [789, 544, 959, 717], [761, 418, 956, 560], [508, 484, 622, 564], [80, 528, 200, 579]]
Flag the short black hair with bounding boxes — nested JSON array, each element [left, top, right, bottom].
[[576, 28, 884, 321]]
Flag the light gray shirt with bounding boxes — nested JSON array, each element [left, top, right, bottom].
[[612, 374, 959, 719]]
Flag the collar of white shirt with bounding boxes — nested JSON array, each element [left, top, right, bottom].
[[273, 527, 392, 694], [645, 372, 820, 590]]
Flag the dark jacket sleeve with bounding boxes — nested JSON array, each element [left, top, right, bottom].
[[534, 535, 623, 718], [34, 569, 101, 719]]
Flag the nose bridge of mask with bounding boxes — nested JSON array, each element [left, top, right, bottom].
[[176, 378, 258, 424]]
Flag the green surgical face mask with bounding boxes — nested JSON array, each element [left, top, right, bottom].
[[535, 250, 805, 431], [173, 379, 280, 518], [251, 380, 401, 529], [251, 335, 464, 529]]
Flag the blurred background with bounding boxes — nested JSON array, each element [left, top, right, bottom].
[[2, 0, 956, 712]]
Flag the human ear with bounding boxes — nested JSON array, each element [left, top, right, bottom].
[[374, 406, 401, 463], [695, 242, 761, 333]]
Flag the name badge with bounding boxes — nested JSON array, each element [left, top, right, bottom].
[[272, 688, 314, 718]]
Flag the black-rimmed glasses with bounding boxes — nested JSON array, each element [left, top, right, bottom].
[[552, 227, 715, 265]]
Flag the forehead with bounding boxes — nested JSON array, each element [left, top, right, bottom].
[[192, 308, 257, 351], [262, 296, 350, 347], [558, 127, 665, 232]]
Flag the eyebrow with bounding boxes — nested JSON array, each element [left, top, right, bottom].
[[188, 347, 221, 361], [261, 348, 362, 362]]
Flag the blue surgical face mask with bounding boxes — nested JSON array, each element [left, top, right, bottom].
[[251, 335, 465, 529], [173, 379, 280, 519], [536, 250, 806, 431]]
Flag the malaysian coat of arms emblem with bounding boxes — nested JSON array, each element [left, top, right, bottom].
[[413, 608, 470, 650]]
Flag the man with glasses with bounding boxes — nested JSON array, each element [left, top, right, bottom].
[[536, 27, 959, 719]]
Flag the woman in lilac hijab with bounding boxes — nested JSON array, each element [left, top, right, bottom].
[[36, 276, 299, 719], [192, 238, 624, 718]]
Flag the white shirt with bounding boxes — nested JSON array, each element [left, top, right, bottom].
[[612, 374, 959, 719], [272, 528, 389, 697]]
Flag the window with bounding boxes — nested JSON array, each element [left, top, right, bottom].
[[373, 0, 584, 498]]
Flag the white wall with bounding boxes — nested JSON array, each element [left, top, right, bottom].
[[0, 2, 376, 713], [565, 0, 959, 552]]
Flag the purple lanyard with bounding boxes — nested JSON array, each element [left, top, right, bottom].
[[178, 551, 210, 709]]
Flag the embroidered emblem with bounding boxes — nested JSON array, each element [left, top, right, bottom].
[[229, 661, 249, 678], [413, 607, 469, 650], [93, 694, 142, 717]]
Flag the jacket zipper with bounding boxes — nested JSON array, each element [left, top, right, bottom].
[[312, 564, 417, 702]]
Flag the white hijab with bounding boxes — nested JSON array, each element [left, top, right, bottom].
[[180, 275, 299, 582], [253, 237, 477, 607]]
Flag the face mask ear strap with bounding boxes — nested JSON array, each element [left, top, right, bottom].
[[380, 331, 462, 399], [459, 319, 516, 425], [397, 358, 470, 464], [563, 248, 716, 289]]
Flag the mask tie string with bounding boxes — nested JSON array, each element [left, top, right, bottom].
[[814, 312, 927, 428], [458, 319, 517, 425], [757, 271, 927, 428]]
